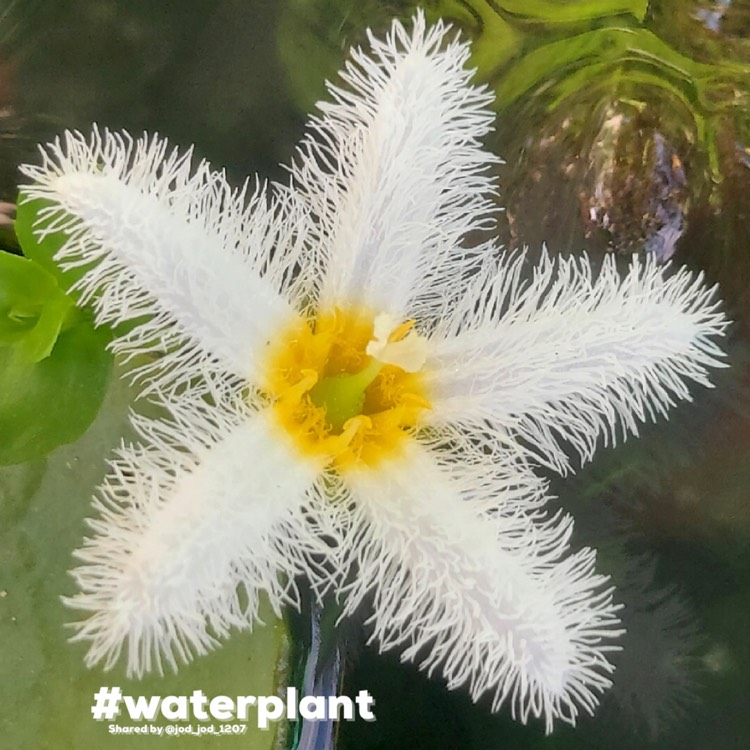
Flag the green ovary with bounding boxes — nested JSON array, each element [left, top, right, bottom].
[[307, 358, 383, 433]]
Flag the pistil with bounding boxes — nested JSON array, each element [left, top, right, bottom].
[[308, 357, 384, 432]]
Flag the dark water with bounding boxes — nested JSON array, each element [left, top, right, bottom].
[[1, 1, 749, 749]]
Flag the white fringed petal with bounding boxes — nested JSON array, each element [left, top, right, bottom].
[[291, 11, 498, 317], [339, 439, 622, 731], [20, 128, 307, 389], [425, 251, 729, 472], [65, 407, 329, 678]]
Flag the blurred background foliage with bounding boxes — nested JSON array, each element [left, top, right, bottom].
[[0, 1, 749, 749]]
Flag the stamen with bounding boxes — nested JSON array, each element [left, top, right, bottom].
[[366, 313, 428, 372], [320, 414, 372, 456], [264, 307, 431, 469], [388, 318, 415, 342], [279, 369, 318, 405]]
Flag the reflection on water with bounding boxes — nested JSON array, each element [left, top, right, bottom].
[[1, 1, 749, 749], [696, 0, 734, 33]]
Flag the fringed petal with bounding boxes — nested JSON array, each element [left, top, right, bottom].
[[20, 128, 310, 393], [339, 439, 622, 731], [425, 251, 728, 472], [64, 405, 330, 677], [290, 10, 498, 317]]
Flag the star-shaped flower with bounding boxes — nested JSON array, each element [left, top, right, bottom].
[[21, 12, 726, 731]]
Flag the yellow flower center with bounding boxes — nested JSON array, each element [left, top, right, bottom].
[[262, 308, 431, 470]]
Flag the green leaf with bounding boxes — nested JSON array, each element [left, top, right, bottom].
[[0, 371, 288, 749], [0, 315, 112, 465], [0, 252, 73, 364], [15, 193, 82, 293], [2, 194, 116, 463], [490, 0, 649, 24]]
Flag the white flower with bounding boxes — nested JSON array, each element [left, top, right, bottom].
[[21, 11, 727, 732]]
